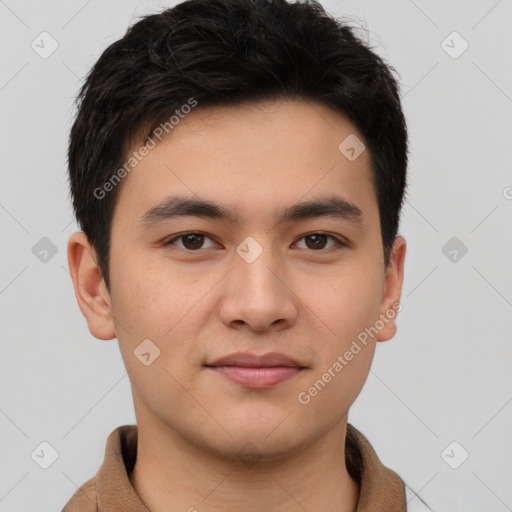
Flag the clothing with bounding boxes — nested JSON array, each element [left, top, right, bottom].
[[61, 423, 428, 511]]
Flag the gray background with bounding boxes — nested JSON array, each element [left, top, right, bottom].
[[1, 0, 511, 510]]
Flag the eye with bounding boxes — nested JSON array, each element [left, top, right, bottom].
[[293, 233, 346, 252], [163, 232, 217, 251]]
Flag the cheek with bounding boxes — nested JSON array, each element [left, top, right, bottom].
[[109, 277, 197, 417], [295, 335, 376, 428], [109, 257, 206, 380], [109, 252, 186, 336], [303, 266, 383, 346], [296, 269, 382, 408]]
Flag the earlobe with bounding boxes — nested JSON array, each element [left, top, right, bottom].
[[376, 235, 406, 343], [67, 231, 116, 340]]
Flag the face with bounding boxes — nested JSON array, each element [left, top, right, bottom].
[[69, 98, 406, 461]]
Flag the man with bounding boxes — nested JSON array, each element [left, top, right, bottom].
[[63, 0, 430, 510]]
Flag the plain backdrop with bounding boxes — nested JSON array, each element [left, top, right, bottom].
[[0, 0, 511, 510]]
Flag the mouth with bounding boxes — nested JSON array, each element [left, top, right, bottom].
[[204, 352, 307, 388]]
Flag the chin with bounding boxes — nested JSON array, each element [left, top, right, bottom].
[[214, 416, 311, 457], [205, 433, 307, 465]]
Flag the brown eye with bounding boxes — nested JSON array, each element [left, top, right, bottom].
[[295, 233, 345, 251], [164, 232, 216, 251], [180, 233, 204, 250], [304, 234, 328, 250]]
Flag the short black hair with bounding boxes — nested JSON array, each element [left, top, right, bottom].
[[68, 0, 408, 291]]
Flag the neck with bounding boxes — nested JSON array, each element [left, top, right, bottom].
[[129, 414, 360, 512]]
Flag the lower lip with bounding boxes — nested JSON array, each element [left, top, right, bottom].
[[207, 366, 303, 388]]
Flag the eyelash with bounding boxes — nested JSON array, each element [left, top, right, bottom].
[[162, 231, 347, 253]]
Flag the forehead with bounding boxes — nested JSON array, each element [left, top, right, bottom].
[[113, 98, 377, 227]]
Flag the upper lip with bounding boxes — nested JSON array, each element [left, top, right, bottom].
[[205, 352, 305, 368]]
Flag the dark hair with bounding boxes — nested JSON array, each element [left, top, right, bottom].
[[68, 0, 408, 291]]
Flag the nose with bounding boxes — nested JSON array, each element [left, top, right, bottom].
[[218, 239, 299, 333]]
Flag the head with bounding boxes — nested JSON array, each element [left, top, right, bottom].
[[67, 0, 408, 461]]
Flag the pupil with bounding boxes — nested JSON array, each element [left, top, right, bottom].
[[307, 234, 326, 249], [184, 234, 203, 249]]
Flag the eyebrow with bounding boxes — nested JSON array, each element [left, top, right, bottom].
[[138, 194, 364, 228]]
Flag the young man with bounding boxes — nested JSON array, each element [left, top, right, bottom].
[[63, 0, 429, 510]]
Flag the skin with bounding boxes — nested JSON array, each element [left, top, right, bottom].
[[68, 98, 406, 512]]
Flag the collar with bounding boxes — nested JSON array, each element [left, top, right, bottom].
[[63, 423, 406, 512]]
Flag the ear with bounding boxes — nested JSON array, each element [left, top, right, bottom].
[[67, 231, 116, 340], [376, 235, 406, 342]]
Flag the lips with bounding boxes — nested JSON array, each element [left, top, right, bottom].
[[204, 352, 306, 388], [206, 352, 305, 368]]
